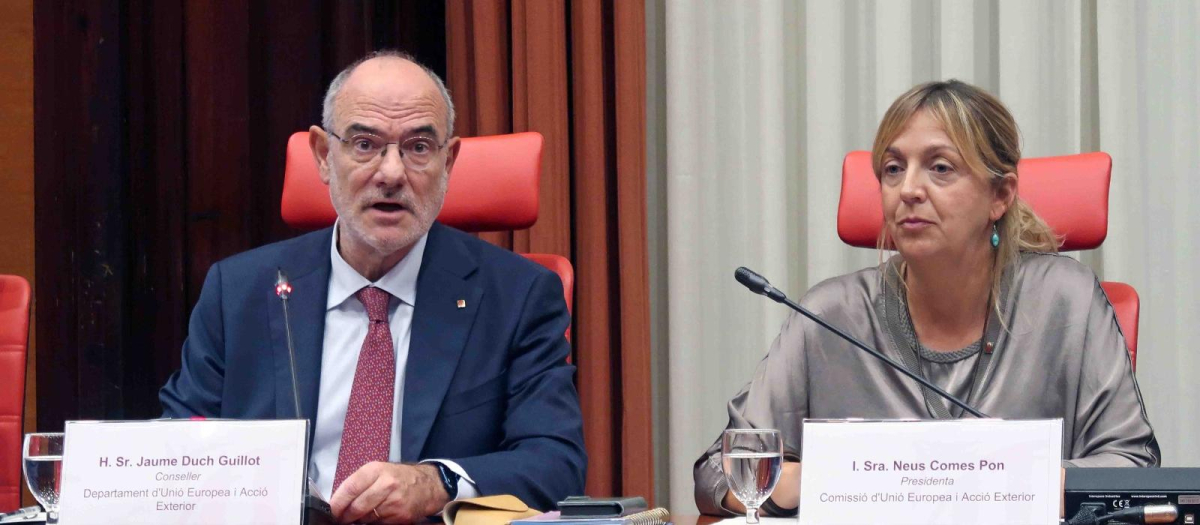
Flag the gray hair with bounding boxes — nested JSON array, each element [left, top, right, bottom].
[[321, 50, 456, 138]]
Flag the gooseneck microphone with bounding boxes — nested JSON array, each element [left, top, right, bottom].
[[734, 267, 988, 418], [275, 270, 336, 524], [275, 268, 303, 420]]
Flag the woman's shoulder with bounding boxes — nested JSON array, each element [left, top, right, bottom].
[[798, 264, 883, 315], [1010, 251, 1104, 311], [1014, 251, 1100, 287]]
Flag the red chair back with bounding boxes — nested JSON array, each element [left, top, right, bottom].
[[0, 275, 31, 513], [836, 151, 1139, 367], [1100, 281, 1139, 367], [281, 131, 574, 340], [283, 131, 543, 232], [837, 151, 1112, 250]]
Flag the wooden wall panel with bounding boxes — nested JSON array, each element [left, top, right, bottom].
[[570, 0, 620, 498], [0, 0, 35, 508], [612, 0, 653, 502], [511, 0, 572, 258], [446, 0, 513, 250], [34, 0, 131, 427], [125, 0, 188, 399]]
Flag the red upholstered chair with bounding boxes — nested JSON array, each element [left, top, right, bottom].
[[837, 151, 1140, 369], [281, 131, 574, 340], [0, 275, 31, 513]]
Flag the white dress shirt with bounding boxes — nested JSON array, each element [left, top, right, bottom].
[[309, 225, 478, 502]]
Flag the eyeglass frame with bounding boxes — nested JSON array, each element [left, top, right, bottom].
[[325, 127, 452, 170]]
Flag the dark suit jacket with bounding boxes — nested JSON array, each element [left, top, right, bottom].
[[159, 222, 586, 509]]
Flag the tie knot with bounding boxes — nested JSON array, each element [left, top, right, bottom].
[[355, 287, 391, 322]]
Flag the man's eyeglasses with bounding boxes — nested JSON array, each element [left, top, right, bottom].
[[327, 129, 449, 170]]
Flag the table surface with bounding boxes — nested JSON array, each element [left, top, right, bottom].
[[671, 515, 721, 525]]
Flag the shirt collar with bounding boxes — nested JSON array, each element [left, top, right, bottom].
[[327, 220, 427, 310]]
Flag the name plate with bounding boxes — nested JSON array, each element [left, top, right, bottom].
[[59, 419, 308, 525], [799, 419, 1062, 525]]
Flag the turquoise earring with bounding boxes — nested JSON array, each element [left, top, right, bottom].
[[991, 223, 1000, 248]]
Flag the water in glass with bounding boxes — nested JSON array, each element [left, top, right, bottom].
[[721, 429, 783, 524], [23, 432, 64, 520], [723, 452, 782, 506], [24, 455, 62, 508]]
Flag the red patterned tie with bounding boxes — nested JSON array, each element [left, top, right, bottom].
[[332, 287, 396, 493]]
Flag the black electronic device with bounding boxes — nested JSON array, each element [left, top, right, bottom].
[[305, 492, 335, 525], [558, 496, 649, 518], [1065, 468, 1200, 525]]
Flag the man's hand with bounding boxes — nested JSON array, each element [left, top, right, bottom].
[[329, 462, 450, 524]]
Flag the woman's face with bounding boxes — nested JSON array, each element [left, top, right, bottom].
[[880, 110, 1011, 266]]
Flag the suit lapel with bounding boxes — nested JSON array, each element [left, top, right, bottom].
[[402, 223, 483, 461], [268, 228, 332, 430]]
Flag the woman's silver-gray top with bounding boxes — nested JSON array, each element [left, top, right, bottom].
[[694, 253, 1160, 515]]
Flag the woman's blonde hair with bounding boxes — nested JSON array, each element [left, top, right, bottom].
[[871, 80, 1059, 314]]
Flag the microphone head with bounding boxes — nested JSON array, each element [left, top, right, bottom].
[[735, 267, 770, 294], [275, 268, 292, 298], [735, 267, 787, 303]]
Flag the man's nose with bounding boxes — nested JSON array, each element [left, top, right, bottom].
[[375, 144, 408, 185]]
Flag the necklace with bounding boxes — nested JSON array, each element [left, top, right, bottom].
[[880, 259, 1002, 420], [905, 299, 990, 419]]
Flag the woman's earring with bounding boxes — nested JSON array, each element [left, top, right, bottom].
[[991, 222, 1000, 248]]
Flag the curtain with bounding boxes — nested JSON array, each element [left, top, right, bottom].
[[650, 0, 1200, 512], [445, 0, 655, 502]]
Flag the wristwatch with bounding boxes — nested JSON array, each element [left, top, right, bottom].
[[434, 462, 460, 500]]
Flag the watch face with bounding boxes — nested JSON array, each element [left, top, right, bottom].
[[438, 463, 459, 498]]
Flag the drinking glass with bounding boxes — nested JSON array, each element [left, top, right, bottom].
[[721, 428, 783, 524], [23, 432, 64, 522]]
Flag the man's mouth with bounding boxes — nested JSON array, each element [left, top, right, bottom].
[[370, 202, 406, 213]]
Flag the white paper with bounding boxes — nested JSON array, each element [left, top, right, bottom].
[[798, 419, 1062, 525], [58, 419, 307, 525]]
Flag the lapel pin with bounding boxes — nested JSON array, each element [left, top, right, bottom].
[[456, 299, 467, 309]]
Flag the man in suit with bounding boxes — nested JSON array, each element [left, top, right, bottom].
[[159, 50, 586, 524]]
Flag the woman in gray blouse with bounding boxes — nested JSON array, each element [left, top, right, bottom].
[[694, 80, 1159, 516]]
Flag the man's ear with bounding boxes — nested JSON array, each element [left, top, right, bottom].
[[442, 136, 462, 180], [309, 125, 332, 185], [991, 172, 1018, 222]]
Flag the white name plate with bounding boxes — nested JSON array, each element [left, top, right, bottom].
[[59, 419, 308, 525], [799, 419, 1062, 525]]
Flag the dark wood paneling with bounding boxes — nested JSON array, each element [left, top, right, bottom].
[[126, 0, 188, 410], [184, 1, 255, 306], [34, 0, 130, 429], [34, 0, 446, 428], [250, 0, 322, 246]]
